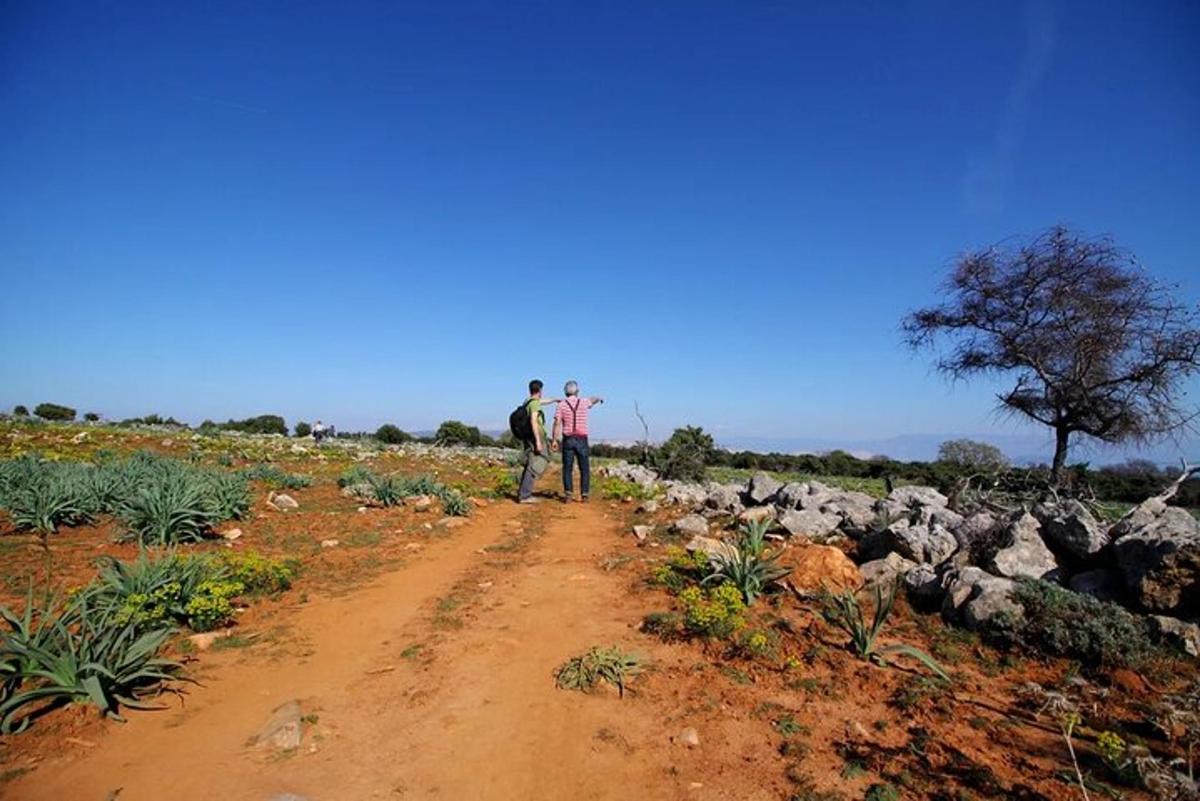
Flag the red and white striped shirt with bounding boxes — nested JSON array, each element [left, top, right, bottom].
[[555, 397, 594, 437]]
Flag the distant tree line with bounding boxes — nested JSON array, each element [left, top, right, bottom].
[[591, 429, 1199, 507]]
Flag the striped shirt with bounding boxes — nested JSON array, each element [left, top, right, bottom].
[[555, 397, 594, 437]]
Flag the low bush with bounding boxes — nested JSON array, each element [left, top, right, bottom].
[[12, 405, 28, 417], [650, 546, 709, 592], [219, 551, 297, 595], [679, 583, 746, 639], [992, 579, 1156, 668], [375, 424, 412, 444], [435, 420, 484, 447], [293, 421, 312, 438], [597, 475, 658, 501], [653, 426, 714, 482]]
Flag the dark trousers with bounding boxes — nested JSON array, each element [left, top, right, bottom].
[[561, 435, 590, 496]]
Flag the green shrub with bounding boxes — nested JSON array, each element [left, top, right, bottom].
[[650, 546, 709, 592], [33, 403, 76, 421], [338, 465, 375, 488], [434, 420, 483, 447], [206, 415, 287, 436], [12, 405, 28, 417], [491, 469, 519, 498], [993, 579, 1155, 668], [375, 424, 412, 444], [293, 421, 312, 438], [654, 426, 714, 482], [678, 582, 746, 639], [218, 551, 297, 595], [83, 412, 100, 422], [184, 579, 243, 631], [597, 475, 658, 501]]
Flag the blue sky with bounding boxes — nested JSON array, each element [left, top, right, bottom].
[[2, 1, 1198, 463]]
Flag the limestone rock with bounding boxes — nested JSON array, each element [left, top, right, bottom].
[[987, 513, 1058, 580], [252, 700, 303, 750], [745, 472, 783, 505], [671, 514, 709, 537], [1036, 500, 1108, 560]]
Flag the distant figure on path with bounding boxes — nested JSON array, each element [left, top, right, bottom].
[[511, 379, 559, 503], [551, 380, 603, 502], [312, 420, 327, 444]]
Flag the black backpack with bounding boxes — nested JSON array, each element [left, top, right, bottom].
[[509, 401, 535, 444]]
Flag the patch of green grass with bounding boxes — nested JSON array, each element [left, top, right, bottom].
[[345, 530, 382, 548], [840, 759, 868, 780], [864, 783, 900, 801], [400, 643, 424, 659], [211, 633, 258, 650], [774, 714, 811, 737], [719, 665, 752, 685]]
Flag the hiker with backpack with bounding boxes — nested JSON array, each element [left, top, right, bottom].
[[509, 379, 560, 503], [550, 380, 603, 502]]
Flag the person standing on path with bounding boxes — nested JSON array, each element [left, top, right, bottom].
[[516, 379, 559, 503], [551, 380, 603, 502]]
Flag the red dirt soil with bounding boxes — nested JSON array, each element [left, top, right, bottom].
[[0, 482, 1182, 801]]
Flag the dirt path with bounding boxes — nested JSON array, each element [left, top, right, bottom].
[[5, 500, 707, 801]]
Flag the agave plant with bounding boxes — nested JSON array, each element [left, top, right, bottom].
[[364, 473, 406, 507], [740, 518, 771, 557], [701, 520, 790, 605], [437, 488, 472, 517], [201, 470, 251, 520], [554, 646, 646, 697], [6, 473, 93, 534], [0, 595, 183, 733], [703, 547, 790, 605], [120, 476, 216, 545], [821, 583, 949, 680]]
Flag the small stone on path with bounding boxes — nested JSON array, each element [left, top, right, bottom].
[[676, 727, 700, 748], [321, 539, 339, 548]]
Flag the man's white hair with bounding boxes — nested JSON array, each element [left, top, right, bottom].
[[564, 380, 579, 396]]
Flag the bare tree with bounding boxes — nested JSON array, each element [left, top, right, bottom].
[[904, 226, 1200, 482]]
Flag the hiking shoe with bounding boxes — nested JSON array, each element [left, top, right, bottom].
[[581, 495, 590, 503], [518, 497, 541, 504]]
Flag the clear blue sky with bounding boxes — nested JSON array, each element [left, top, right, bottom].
[[2, 1, 1198, 461]]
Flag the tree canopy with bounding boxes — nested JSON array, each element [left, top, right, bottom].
[[904, 227, 1200, 480]]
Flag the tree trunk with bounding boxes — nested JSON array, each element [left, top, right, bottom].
[[1051, 426, 1070, 484]]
